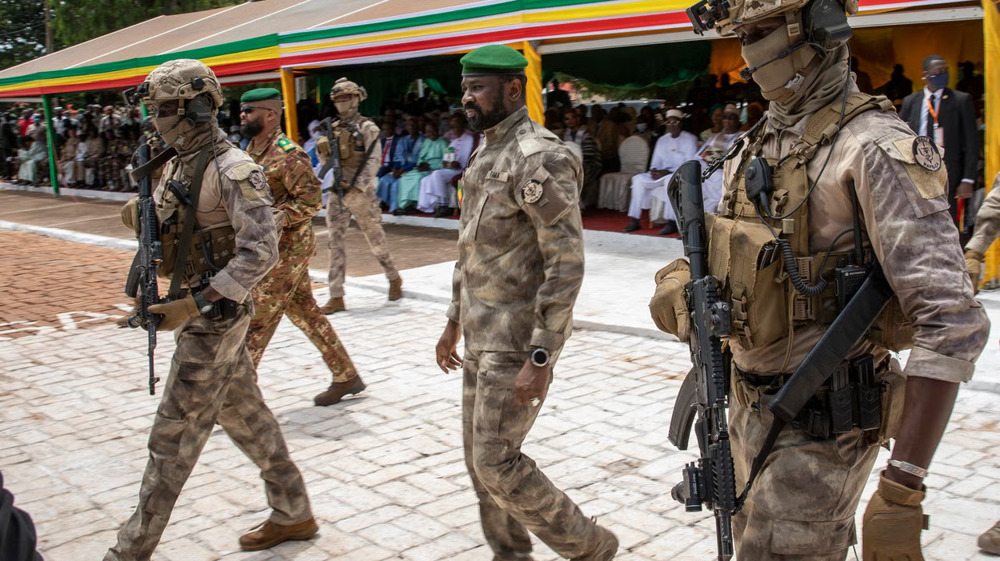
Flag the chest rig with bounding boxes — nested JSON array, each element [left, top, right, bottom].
[[155, 148, 237, 295], [335, 118, 375, 185], [712, 93, 897, 351]]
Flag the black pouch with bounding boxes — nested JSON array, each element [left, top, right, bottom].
[[853, 355, 881, 431]]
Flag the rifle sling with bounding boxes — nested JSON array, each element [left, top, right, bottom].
[[736, 262, 893, 508], [347, 138, 379, 192], [130, 146, 178, 183], [166, 147, 213, 301]]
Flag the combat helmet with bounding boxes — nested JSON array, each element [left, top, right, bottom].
[[330, 77, 367, 101], [688, 0, 857, 38], [133, 59, 224, 111]]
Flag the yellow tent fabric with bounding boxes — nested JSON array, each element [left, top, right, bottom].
[[984, 0, 999, 285]]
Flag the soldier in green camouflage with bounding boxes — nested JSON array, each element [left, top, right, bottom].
[[239, 88, 365, 407], [105, 61, 316, 561], [434, 45, 618, 561]]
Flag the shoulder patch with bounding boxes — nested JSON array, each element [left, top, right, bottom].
[[277, 137, 295, 153], [910, 136, 941, 172], [225, 160, 271, 202], [248, 169, 268, 190]]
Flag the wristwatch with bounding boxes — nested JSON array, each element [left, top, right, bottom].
[[192, 291, 214, 315], [530, 347, 550, 368]]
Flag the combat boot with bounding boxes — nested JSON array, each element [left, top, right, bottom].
[[572, 525, 618, 561], [388, 277, 403, 301], [314, 375, 366, 406], [319, 297, 345, 314], [979, 521, 1000, 554], [239, 516, 318, 551]]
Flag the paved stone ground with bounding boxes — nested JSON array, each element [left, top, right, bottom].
[[2, 229, 999, 561]]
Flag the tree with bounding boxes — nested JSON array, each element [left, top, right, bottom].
[[51, 0, 244, 49], [0, 0, 50, 70]]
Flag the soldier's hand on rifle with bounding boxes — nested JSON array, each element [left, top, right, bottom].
[[965, 249, 983, 295], [862, 474, 927, 561], [316, 136, 331, 166], [149, 294, 201, 331], [649, 259, 691, 342]]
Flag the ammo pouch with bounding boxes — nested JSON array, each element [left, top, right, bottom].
[[738, 354, 904, 444], [155, 207, 237, 281]]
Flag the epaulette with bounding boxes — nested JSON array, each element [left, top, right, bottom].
[[277, 136, 296, 153]]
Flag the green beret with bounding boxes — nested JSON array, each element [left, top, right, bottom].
[[240, 88, 282, 103], [460, 45, 528, 76]]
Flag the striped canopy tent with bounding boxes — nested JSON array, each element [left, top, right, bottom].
[[0, 0, 995, 285]]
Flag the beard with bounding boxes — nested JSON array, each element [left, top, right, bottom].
[[240, 120, 263, 139], [465, 95, 508, 132]]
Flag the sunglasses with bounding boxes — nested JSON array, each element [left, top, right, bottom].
[[240, 105, 274, 115], [151, 100, 180, 118]]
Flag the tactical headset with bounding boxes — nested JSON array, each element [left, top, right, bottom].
[[121, 76, 216, 126]]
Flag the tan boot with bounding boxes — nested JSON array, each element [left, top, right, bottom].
[[572, 525, 618, 561], [239, 517, 318, 551], [979, 520, 1000, 554], [319, 297, 345, 314], [314, 375, 366, 406], [388, 277, 403, 301]]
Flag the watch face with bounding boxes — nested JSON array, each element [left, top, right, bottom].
[[531, 348, 549, 366]]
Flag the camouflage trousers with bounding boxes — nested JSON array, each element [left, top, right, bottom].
[[729, 374, 881, 560], [104, 301, 312, 561], [462, 350, 602, 559], [246, 223, 357, 382], [325, 187, 399, 299]]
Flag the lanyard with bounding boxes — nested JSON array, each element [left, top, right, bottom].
[[925, 95, 939, 126]]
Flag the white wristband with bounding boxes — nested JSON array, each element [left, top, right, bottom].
[[888, 459, 928, 479]]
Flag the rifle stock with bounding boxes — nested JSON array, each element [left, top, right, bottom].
[[666, 160, 736, 561]]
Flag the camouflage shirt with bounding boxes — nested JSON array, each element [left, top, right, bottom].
[[155, 131, 278, 303], [967, 173, 1000, 256], [246, 127, 322, 228], [447, 106, 584, 353], [723, 104, 988, 383]]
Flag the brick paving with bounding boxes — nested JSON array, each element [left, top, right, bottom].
[[1, 227, 999, 561]]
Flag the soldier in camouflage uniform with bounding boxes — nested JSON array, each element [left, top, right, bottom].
[[239, 88, 365, 407], [318, 77, 401, 314], [968, 178, 1000, 554], [434, 45, 618, 561], [649, 2, 989, 559], [105, 60, 316, 561]]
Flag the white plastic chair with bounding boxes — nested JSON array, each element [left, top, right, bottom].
[[597, 135, 649, 212]]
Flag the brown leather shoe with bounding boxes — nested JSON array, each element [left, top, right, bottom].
[[239, 516, 318, 551], [319, 297, 345, 314], [572, 525, 618, 561], [388, 277, 403, 301], [314, 375, 366, 406]]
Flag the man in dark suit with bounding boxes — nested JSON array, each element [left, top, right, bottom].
[[900, 55, 978, 232]]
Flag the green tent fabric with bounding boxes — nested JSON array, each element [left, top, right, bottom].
[[543, 40, 711, 91]]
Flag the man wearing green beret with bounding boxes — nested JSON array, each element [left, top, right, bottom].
[[239, 88, 365, 406], [434, 44, 618, 561]]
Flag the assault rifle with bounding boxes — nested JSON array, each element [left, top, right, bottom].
[[666, 160, 736, 561], [124, 141, 163, 395], [317, 117, 345, 212]]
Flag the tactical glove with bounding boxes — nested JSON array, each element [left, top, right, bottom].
[[148, 294, 200, 331], [316, 136, 331, 166], [965, 249, 984, 294], [862, 473, 927, 561], [649, 259, 691, 342]]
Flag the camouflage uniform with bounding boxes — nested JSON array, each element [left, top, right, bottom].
[[450, 106, 606, 559], [325, 114, 400, 299], [245, 126, 357, 383], [720, 97, 988, 559], [967, 173, 1000, 258], [105, 131, 313, 561]]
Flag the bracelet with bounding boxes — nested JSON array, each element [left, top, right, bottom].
[[888, 459, 928, 479]]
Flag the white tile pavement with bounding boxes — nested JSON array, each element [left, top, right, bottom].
[[1, 222, 999, 561]]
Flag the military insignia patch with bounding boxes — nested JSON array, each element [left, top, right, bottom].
[[277, 137, 294, 153], [248, 169, 267, 190], [522, 179, 543, 204], [912, 136, 941, 172]]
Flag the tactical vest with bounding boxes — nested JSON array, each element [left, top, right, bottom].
[[336, 117, 374, 187], [155, 152, 237, 287], [711, 93, 912, 352]]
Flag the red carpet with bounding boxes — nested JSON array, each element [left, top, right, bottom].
[[385, 207, 678, 238]]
